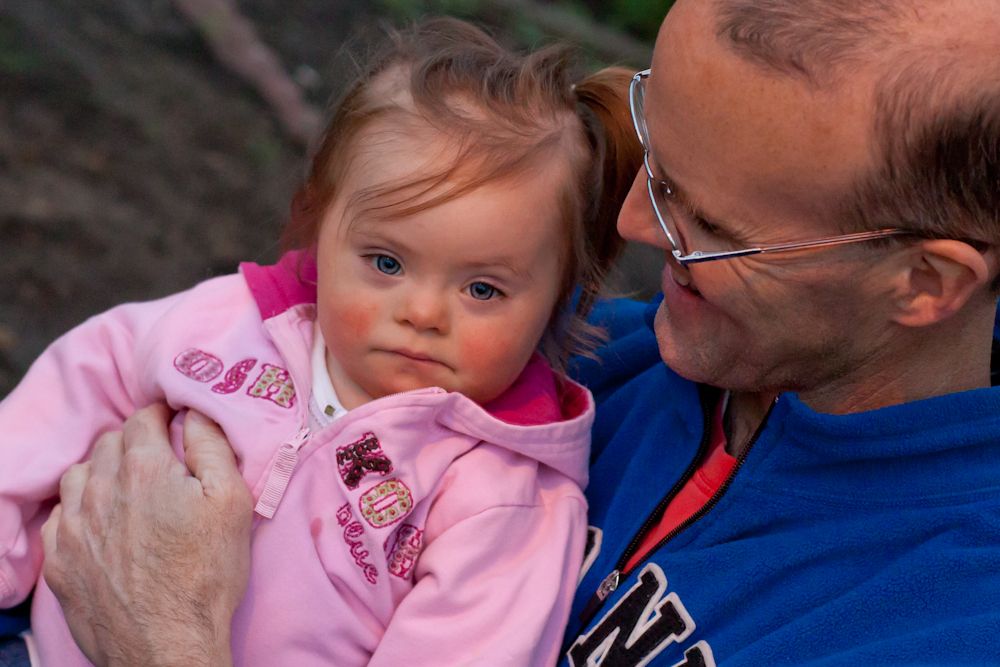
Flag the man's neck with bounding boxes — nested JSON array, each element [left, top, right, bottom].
[[724, 390, 776, 458], [724, 309, 996, 456], [799, 315, 993, 416]]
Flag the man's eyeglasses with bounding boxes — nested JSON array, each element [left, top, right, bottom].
[[628, 69, 913, 265]]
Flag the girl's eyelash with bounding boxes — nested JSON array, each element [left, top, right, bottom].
[[365, 253, 403, 275], [467, 281, 505, 301]]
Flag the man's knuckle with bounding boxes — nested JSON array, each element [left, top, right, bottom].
[[221, 485, 251, 511], [120, 446, 155, 476], [92, 430, 119, 451], [80, 480, 111, 513], [59, 463, 87, 495], [42, 560, 66, 593]]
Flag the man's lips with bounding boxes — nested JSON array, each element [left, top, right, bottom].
[[663, 265, 702, 298]]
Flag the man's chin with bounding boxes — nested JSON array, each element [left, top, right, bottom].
[[654, 321, 743, 390], [654, 309, 709, 380]]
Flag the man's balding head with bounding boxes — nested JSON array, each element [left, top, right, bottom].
[[712, 0, 1000, 250]]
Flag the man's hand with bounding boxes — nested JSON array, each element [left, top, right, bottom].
[[41, 404, 252, 667]]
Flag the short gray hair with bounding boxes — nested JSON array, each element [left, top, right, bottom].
[[714, 0, 1000, 255]]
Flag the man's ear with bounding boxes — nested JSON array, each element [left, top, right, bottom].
[[891, 240, 993, 327]]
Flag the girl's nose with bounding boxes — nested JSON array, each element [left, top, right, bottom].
[[396, 287, 449, 335]]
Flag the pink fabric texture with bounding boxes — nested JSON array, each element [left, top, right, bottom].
[[0, 254, 593, 666]]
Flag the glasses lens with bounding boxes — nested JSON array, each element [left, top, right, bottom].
[[645, 166, 689, 256], [632, 70, 696, 258], [630, 72, 651, 150]]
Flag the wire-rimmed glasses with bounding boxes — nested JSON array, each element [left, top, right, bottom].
[[628, 68, 913, 265]]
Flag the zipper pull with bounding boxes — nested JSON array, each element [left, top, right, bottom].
[[579, 569, 620, 626], [254, 428, 310, 519]]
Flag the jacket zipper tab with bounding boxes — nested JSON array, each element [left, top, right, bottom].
[[596, 569, 621, 600], [254, 427, 310, 519], [579, 569, 620, 626]]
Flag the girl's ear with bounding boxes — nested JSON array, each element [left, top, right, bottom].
[[891, 239, 994, 328]]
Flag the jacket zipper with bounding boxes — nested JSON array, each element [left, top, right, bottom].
[[254, 427, 310, 519], [254, 388, 446, 519], [577, 391, 778, 629]]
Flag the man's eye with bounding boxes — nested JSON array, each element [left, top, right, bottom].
[[656, 178, 676, 201], [372, 254, 402, 275], [692, 215, 722, 236], [468, 281, 501, 300]]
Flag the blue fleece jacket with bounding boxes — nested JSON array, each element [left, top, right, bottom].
[[561, 297, 1000, 666]]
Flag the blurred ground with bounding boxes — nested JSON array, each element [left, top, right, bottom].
[[0, 0, 663, 397]]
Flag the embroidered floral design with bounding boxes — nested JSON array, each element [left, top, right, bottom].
[[247, 363, 296, 408], [173, 348, 224, 383], [212, 358, 257, 394], [358, 479, 413, 529], [336, 433, 393, 489], [384, 524, 423, 579], [335, 503, 378, 585]]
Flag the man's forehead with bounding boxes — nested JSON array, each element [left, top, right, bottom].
[[646, 0, 880, 230]]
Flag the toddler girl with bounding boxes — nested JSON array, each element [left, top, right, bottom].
[[0, 17, 640, 667]]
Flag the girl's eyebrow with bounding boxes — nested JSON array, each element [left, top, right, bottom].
[[462, 259, 533, 281], [350, 225, 413, 253]]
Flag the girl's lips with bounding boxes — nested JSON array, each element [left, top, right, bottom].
[[384, 349, 452, 370]]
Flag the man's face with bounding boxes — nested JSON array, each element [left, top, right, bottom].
[[618, 0, 900, 394]]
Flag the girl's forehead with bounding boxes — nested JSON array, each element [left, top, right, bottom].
[[343, 174, 566, 281], [347, 122, 452, 184]]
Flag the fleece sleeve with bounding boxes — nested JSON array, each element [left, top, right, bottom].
[[368, 497, 588, 667], [0, 302, 163, 607]]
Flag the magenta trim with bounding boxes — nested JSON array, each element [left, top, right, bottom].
[[483, 354, 577, 425], [240, 250, 318, 320]]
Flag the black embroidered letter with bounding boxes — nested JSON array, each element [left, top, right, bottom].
[[568, 564, 697, 666], [671, 642, 716, 667]]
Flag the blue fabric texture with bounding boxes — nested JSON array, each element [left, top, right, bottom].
[[0, 637, 29, 667], [561, 296, 1000, 666], [0, 599, 29, 640]]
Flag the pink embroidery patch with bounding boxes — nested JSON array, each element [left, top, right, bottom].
[[384, 524, 423, 579], [212, 358, 257, 394], [359, 479, 413, 529], [336, 433, 393, 489], [173, 348, 224, 383], [247, 363, 296, 408], [335, 503, 378, 585]]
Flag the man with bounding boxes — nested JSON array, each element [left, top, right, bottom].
[[35, 0, 1000, 664]]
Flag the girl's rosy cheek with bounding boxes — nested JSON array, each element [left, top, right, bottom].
[[329, 300, 377, 341], [459, 332, 518, 370]]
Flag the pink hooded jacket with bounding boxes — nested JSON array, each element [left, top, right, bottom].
[[0, 252, 593, 666]]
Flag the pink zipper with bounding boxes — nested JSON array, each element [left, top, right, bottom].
[[254, 427, 310, 519]]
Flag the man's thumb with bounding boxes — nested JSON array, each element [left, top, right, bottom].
[[182, 409, 241, 488]]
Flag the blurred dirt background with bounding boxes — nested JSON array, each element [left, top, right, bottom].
[[0, 0, 664, 397]]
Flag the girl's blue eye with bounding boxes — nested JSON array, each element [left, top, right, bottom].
[[468, 281, 500, 301], [373, 255, 401, 275]]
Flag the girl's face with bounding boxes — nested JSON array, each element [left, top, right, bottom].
[[315, 142, 568, 408]]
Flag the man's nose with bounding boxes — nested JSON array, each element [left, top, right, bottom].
[[617, 169, 671, 250], [396, 286, 449, 334]]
